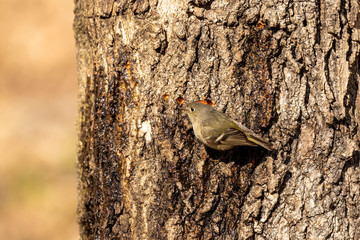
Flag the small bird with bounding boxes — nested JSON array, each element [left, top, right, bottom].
[[185, 101, 272, 151]]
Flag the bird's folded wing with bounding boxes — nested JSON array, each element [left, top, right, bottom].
[[206, 128, 258, 147], [206, 127, 272, 150]]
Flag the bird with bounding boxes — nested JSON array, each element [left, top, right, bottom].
[[185, 101, 272, 151]]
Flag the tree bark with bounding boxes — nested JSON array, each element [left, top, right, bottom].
[[74, 0, 360, 239]]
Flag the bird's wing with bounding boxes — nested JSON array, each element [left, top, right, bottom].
[[205, 128, 258, 148]]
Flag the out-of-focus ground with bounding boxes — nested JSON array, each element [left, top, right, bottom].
[[0, 1, 78, 239]]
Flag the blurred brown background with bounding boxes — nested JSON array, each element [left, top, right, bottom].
[[0, 1, 78, 239]]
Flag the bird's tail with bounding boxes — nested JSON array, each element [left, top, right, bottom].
[[246, 133, 272, 151]]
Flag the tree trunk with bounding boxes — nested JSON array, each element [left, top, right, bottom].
[[74, 0, 360, 239]]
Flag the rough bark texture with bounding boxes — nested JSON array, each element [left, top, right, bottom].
[[74, 0, 360, 239]]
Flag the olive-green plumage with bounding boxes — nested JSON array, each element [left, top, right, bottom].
[[185, 101, 272, 151]]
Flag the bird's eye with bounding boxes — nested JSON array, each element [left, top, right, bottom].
[[190, 108, 195, 112]]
